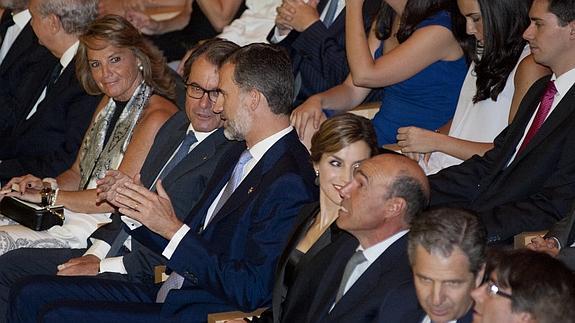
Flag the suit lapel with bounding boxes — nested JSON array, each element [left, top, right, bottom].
[[164, 129, 226, 186], [0, 23, 34, 74], [204, 131, 297, 229], [511, 81, 575, 166], [327, 236, 409, 319]]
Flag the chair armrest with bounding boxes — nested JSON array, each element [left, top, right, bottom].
[[207, 308, 267, 323], [154, 265, 168, 283], [349, 101, 379, 120], [514, 231, 548, 249]]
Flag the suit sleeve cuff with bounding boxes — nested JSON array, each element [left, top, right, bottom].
[[84, 238, 111, 260], [162, 224, 191, 259], [99, 256, 127, 274]]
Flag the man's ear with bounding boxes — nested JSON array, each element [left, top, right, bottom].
[[386, 197, 406, 219], [570, 21, 575, 40], [46, 13, 61, 34], [475, 263, 486, 288], [246, 88, 261, 112]]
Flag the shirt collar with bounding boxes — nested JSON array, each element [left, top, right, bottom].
[[247, 126, 293, 164], [12, 9, 31, 29], [359, 229, 409, 264], [60, 41, 79, 69], [552, 67, 575, 100], [186, 124, 218, 144]]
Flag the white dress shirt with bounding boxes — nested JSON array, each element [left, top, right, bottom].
[[0, 9, 31, 65], [162, 126, 293, 259], [218, 0, 280, 46]]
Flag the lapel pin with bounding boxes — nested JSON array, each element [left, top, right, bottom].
[[202, 155, 208, 160], [248, 187, 254, 194]]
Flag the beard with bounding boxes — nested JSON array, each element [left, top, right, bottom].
[[223, 107, 251, 141]]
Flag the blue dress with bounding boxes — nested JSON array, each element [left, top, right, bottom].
[[372, 10, 467, 145]]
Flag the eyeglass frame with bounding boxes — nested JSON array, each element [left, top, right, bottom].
[[486, 280, 513, 300], [184, 81, 220, 103]]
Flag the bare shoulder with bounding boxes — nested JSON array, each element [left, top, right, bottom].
[[515, 54, 551, 85], [140, 95, 178, 129]]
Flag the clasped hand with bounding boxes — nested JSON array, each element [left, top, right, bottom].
[[276, 0, 320, 34]]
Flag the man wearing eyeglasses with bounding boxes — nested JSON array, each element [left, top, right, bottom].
[[408, 208, 486, 323], [0, 39, 244, 318], [471, 249, 575, 323]]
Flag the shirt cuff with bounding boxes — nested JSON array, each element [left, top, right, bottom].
[[99, 256, 127, 274], [121, 215, 143, 230], [162, 224, 190, 260], [84, 238, 111, 260], [551, 236, 562, 250], [270, 27, 288, 43]]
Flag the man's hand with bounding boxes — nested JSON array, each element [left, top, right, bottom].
[[96, 170, 134, 205], [57, 255, 101, 276], [116, 180, 182, 240], [276, 0, 320, 33], [126, 10, 161, 35], [527, 236, 560, 257]]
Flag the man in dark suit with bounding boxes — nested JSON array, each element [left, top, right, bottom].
[[7, 43, 317, 323], [281, 154, 428, 323], [408, 208, 487, 323], [0, 0, 99, 183], [0, 0, 58, 136], [0, 39, 241, 319], [429, 0, 575, 245], [269, 0, 380, 106]]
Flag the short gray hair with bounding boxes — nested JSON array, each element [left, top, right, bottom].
[[408, 207, 487, 276], [37, 0, 97, 34], [0, 0, 29, 10]]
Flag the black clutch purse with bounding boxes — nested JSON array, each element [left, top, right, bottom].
[[0, 196, 64, 231]]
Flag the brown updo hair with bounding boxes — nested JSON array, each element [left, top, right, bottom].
[[310, 113, 379, 164], [76, 14, 176, 100]]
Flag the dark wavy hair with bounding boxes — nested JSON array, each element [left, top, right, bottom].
[[76, 15, 176, 100], [374, 0, 458, 43], [470, 0, 532, 103]]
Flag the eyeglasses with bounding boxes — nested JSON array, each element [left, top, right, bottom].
[[185, 82, 220, 103], [486, 280, 512, 299]]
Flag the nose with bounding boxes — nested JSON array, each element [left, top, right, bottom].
[[100, 63, 112, 78], [199, 92, 212, 109], [523, 22, 534, 41], [471, 282, 486, 304], [431, 283, 445, 306], [465, 20, 476, 37], [339, 180, 354, 200], [212, 95, 224, 114]]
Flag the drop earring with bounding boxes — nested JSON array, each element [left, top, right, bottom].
[[314, 170, 319, 186]]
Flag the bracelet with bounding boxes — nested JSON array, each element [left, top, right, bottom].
[[40, 186, 52, 207], [49, 188, 59, 207]]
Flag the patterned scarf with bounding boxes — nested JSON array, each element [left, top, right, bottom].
[[78, 82, 152, 190]]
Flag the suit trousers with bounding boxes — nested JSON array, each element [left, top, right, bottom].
[[7, 275, 158, 323]]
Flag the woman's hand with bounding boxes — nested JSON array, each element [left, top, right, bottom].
[[291, 96, 326, 140], [0, 175, 44, 204], [396, 126, 440, 154], [126, 10, 160, 35]]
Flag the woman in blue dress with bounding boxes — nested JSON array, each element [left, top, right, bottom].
[[291, 0, 468, 146]]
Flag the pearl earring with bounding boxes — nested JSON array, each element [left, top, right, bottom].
[[138, 64, 143, 71]]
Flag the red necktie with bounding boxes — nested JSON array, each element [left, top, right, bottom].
[[518, 80, 557, 154]]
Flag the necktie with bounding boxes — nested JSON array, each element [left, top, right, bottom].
[[334, 250, 367, 303], [156, 150, 252, 303], [323, 0, 339, 28], [209, 149, 253, 220], [0, 12, 14, 46], [517, 80, 557, 154], [46, 63, 63, 93], [106, 131, 198, 258], [151, 131, 198, 191]]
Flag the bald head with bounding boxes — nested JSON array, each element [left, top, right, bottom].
[[338, 154, 429, 247]]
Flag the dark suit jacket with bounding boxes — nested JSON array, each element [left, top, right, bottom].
[[418, 308, 473, 323], [430, 76, 575, 244], [253, 202, 343, 323], [129, 129, 318, 320], [281, 232, 423, 323], [0, 21, 58, 136], [0, 58, 99, 182], [268, 0, 381, 105], [92, 111, 243, 283], [546, 205, 575, 271]]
